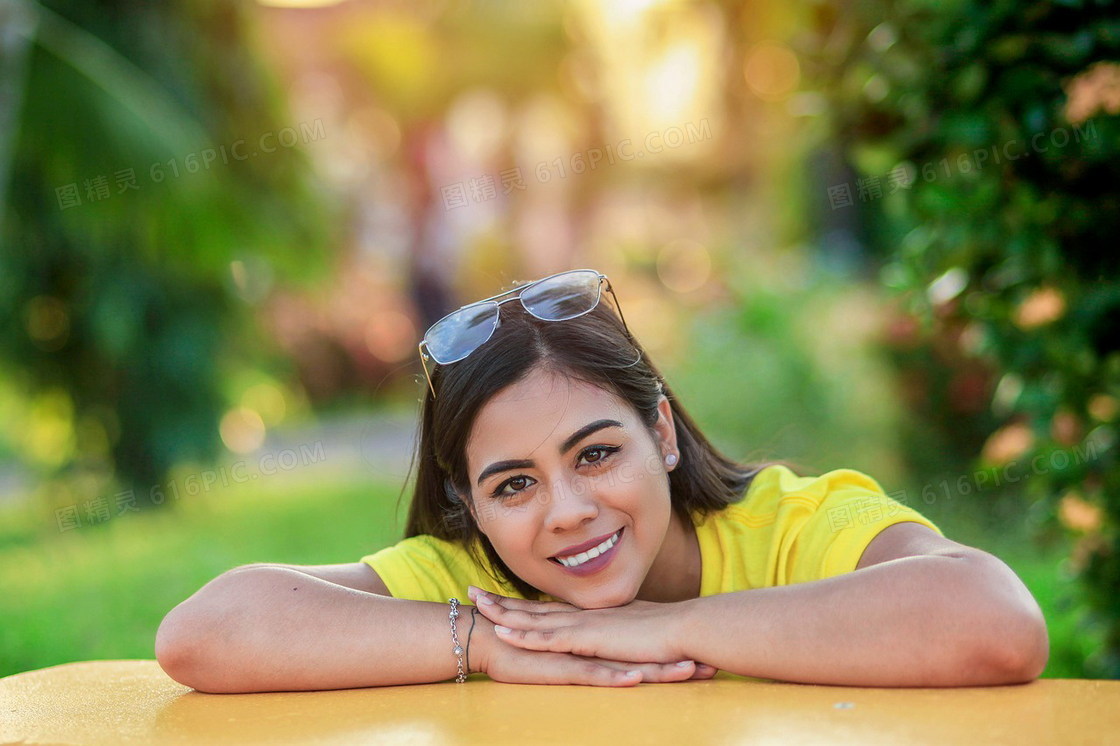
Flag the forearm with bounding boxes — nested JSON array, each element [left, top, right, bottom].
[[676, 552, 1048, 687], [156, 567, 494, 693]]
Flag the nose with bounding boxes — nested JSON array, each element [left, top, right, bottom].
[[542, 473, 599, 533]]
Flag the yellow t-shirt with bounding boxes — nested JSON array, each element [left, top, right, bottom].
[[360, 464, 941, 603]]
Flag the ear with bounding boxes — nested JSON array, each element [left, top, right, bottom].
[[652, 395, 680, 471]]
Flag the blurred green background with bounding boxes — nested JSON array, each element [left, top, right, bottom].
[[1, 0, 1117, 680]]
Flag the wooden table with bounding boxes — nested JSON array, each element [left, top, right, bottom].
[[3, 660, 1118, 745]]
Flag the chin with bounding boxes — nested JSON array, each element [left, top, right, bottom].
[[567, 588, 637, 610]]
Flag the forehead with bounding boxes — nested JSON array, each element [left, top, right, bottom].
[[467, 369, 632, 464]]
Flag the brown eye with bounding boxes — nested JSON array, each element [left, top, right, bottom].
[[579, 445, 620, 467], [492, 474, 535, 499]]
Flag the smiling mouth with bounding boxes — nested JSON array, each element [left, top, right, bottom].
[[549, 527, 624, 567]]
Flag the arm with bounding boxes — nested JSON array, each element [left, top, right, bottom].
[[155, 565, 491, 692], [155, 565, 699, 692], [676, 523, 1050, 686], [470, 523, 1048, 687]]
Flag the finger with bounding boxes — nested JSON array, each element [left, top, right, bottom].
[[592, 657, 715, 683], [468, 586, 578, 613], [493, 623, 578, 654], [471, 598, 517, 629], [467, 585, 579, 612], [494, 652, 644, 688], [489, 649, 686, 688], [574, 664, 643, 687], [590, 658, 700, 684], [477, 602, 574, 634], [689, 663, 719, 680]]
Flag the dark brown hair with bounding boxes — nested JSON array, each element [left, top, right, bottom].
[[401, 285, 792, 600]]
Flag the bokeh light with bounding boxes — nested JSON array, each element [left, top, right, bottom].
[[219, 407, 267, 455]]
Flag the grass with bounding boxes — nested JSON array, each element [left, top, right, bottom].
[[0, 468, 411, 679], [0, 460, 1092, 680]]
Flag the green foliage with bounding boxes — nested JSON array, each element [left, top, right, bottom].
[[0, 472, 402, 678], [809, 0, 1120, 676], [665, 268, 913, 484], [0, 1, 337, 505]]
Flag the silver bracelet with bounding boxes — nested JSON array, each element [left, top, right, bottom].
[[449, 598, 466, 683]]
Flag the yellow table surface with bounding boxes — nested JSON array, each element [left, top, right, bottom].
[[2, 660, 1118, 745]]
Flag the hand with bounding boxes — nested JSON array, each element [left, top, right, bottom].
[[468, 605, 716, 686], [467, 586, 717, 675]]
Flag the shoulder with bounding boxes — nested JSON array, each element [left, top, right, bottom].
[[360, 533, 532, 602], [699, 464, 892, 524], [691, 463, 942, 586], [747, 464, 891, 501]]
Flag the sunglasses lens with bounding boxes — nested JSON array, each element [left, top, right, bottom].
[[520, 270, 602, 321], [424, 303, 499, 363]]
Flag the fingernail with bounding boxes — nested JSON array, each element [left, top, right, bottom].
[[495, 625, 512, 634], [676, 661, 694, 667], [477, 595, 494, 605]]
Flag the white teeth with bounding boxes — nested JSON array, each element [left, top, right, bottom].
[[556, 530, 620, 568]]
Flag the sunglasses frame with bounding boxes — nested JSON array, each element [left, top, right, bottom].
[[417, 269, 631, 398]]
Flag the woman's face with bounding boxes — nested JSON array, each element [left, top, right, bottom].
[[463, 366, 681, 609]]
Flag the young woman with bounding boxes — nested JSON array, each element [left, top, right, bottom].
[[155, 269, 1049, 693]]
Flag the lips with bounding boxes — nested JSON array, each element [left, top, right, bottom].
[[550, 528, 623, 560], [550, 528, 624, 575]]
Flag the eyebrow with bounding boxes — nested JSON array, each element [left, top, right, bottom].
[[475, 418, 625, 487]]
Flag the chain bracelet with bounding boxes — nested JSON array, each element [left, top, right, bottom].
[[449, 598, 466, 683]]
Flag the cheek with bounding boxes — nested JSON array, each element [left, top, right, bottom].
[[476, 504, 537, 551], [617, 450, 666, 496]]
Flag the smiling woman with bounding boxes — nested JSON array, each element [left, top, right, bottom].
[[156, 269, 1049, 693]]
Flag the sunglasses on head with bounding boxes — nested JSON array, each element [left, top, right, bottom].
[[417, 269, 632, 398]]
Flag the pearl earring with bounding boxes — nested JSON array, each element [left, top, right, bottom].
[[665, 453, 678, 467]]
